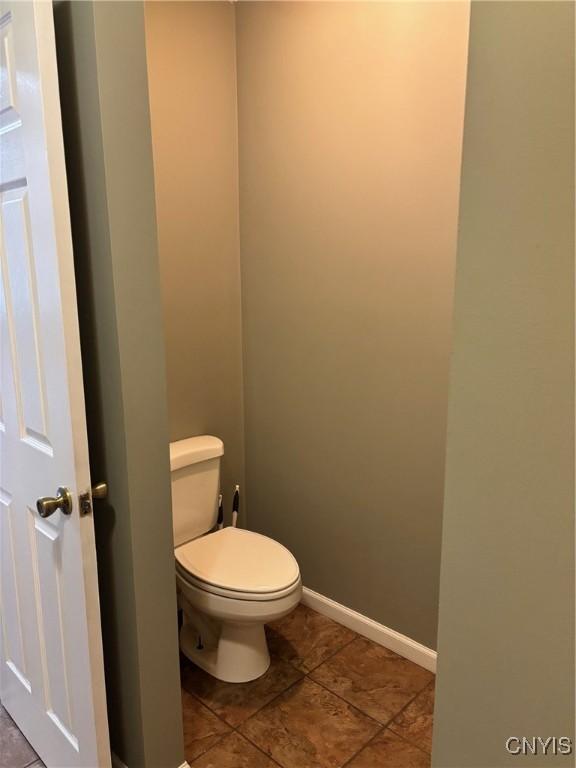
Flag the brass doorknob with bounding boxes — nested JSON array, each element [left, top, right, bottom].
[[36, 487, 73, 518], [91, 482, 108, 500], [78, 482, 108, 516]]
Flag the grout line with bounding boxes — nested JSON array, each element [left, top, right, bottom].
[[385, 727, 431, 757], [186, 720, 230, 766], [235, 732, 285, 768], [307, 676, 384, 729], [340, 727, 385, 768], [385, 679, 435, 754], [22, 759, 42, 768], [190, 727, 285, 768], [387, 724, 431, 757], [234, 674, 305, 731], [384, 677, 435, 729], [299, 632, 359, 675]]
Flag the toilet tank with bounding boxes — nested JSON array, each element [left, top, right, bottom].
[[170, 436, 224, 547]]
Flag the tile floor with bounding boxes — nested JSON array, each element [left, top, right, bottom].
[[0, 704, 44, 768], [181, 604, 435, 768], [0, 604, 434, 768]]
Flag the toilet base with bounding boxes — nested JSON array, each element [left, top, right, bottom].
[[180, 619, 271, 683]]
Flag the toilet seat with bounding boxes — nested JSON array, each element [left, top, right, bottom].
[[175, 527, 301, 602]]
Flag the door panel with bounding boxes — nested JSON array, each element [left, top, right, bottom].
[[2, 187, 52, 452], [0, 490, 30, 693], [0, 3, 111, 766]]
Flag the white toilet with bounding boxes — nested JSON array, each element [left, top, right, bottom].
[[170, 435, 302, 683]]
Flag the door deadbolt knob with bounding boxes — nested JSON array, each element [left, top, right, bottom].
[[91, 482, 108, 500], [36, 487, 73, 518]]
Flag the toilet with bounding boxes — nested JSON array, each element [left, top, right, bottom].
[[171, 435, 302, 683]]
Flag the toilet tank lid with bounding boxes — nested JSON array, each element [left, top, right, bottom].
[[170, 436, 224, 471]]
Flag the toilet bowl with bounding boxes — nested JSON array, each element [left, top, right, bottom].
[[170, 436, 301, 683], [176, 527, 301, 682]]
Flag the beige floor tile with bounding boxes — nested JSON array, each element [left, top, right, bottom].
[[346, 729, 430, 767], [240, 678, 380, 768], [310, 636, 432, 724]]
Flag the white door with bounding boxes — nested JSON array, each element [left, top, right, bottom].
[[0, 2, 110, 767]]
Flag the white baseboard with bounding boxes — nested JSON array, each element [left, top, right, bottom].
[[301, 586, 437, 673], [112, 752, 190, 768]]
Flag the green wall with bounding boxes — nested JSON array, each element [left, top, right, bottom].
[[433, 2, 575, 765], [54, 3, 184, 767], [235, 1, 469, 649]]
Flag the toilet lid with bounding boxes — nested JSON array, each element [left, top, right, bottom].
[[175, 527, 300, 595]]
